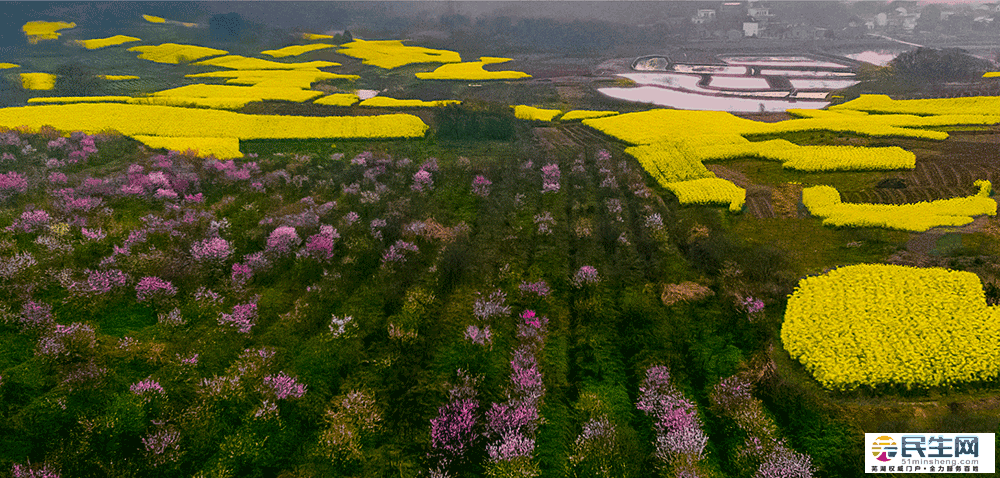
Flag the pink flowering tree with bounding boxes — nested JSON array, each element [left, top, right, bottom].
[[572, 266, 600, 288], [190, 237, 232, 263], [136, 277, 177, 303], [636, 365, 709, 474], [412, 169, 433, 192], [429, 371, 481, 474], [0, 171, 28, 200], [218, 302, 258, 334], [301, 225, 339, 261], [541, 163, 560, 193], [263, 371, 306, 400], [266, 226, 301, 256], [471, 175, 492, 197]]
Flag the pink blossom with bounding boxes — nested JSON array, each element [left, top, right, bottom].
[[518, 280, 550, 297], [264, 371, 307, 399], [11, 462, 60, 478], [266, 226, 301, 255], [464, 325, 492, 346], [48, 172, 67, 184], [231, 262, 252, 285], [7, 209, 50, 233], [0, 171, 28, 198], [430, 398, 478, 456], [136, 277, 176, 302], [541, 163, 560, 193], [572, 266, 600, 287], [218, 302, 258, 334], [474, 290, 510, 321], [130, 379, 166, 398], [80, 227, 106, 241], [302, 225, 339, 260], [191, 237, 232, 262], [154, 188, 178, 200], [471, 175, 492, 197], [521, 310, 540, 328], [412, 169, 433, 192]]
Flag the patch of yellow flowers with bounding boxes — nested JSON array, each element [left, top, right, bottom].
[[185, 69, 357, 89], [22, 21, 75, 44], [314, 94, 360, 106], [0, 103, 429, 140], [359, 97, 459, 108], [76, 35, 141, 50], [143, 15, 166, 23], [625, 142, 716, 184], [336, 39, 462, 69], [782, 263, 1000, 389], [415, 57, 530, 80], [49, 222, 71, 236], [148, 84, 323, 104], [133, 136, 242, 159], [664, 177, 746, 212], [559, 110, 618, 121], [192, 55, 339, 70], [802, 181, 996, 232], [831, 94, 1000, 116], [28, 96, 131, 104], [513, 105, 561, 121], [0, 63, 19, 69], [683, 137, 915, 172], [20, 73, 56, 91], [97, 75, 140, 81], [261, 44, 335, 58], [128, 43, 228, 64]]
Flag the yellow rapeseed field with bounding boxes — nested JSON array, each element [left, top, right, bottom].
[[336, 40, 462, 69], [186, 69, 357, 89], [415, 57, 531, 80], [133, 136, 242, 159], [22, 21, 75, 44], [97, 75, 140, 81], [28, 96, 131, 104], [313, 93, 360, 106], [77, 35, 141, 50], [261, 44, 335, 58], [802, 181, 996, 232], [831, 94, 1000, 116], [128, 43, 228, 64], [782, 263, 1000, 389], [685, 139, 915, 172], [301, 33, 334, 40], [624, 142, 716, 185], [143, 15, 166, 23], [0, 103, 429, 140], [663, 177, 746, 212], [358, 97, 460, 108], [20, 73, 56, 91], [559, 110, 619, 121], [128, 97, 254, 109], [513, 105, 561, 121], [149, 84, 323, 103], [192, 55, 339, 70], [0, 63, 19, 69]]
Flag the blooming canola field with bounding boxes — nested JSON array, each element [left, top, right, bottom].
[[782, 264, 1000, 389], [802, 181, 996, 232]]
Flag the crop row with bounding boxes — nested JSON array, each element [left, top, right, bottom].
[[802, 180, 995, 232]]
